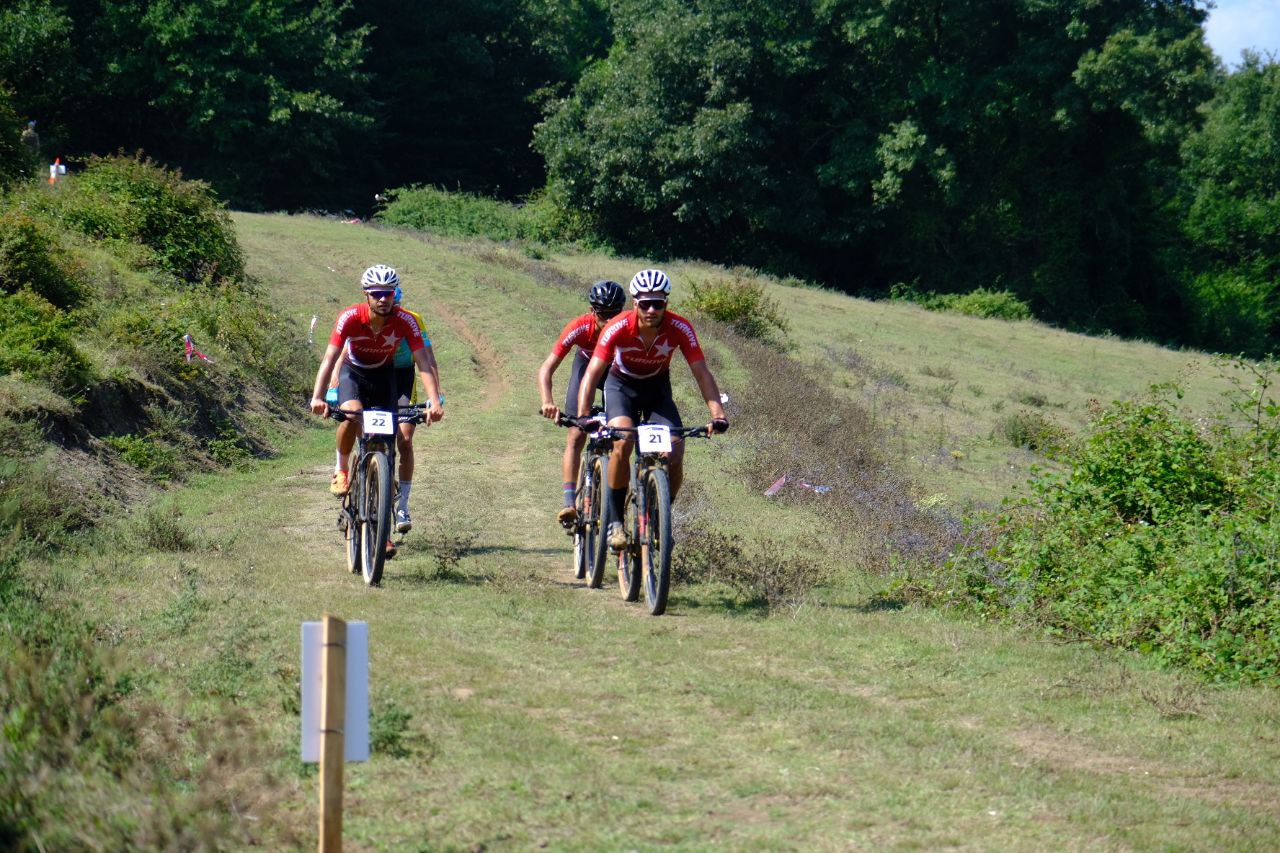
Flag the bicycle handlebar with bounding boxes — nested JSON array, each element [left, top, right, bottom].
[[326, 404, 431, 425]]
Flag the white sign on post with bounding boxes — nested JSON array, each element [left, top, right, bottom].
[[301, 621, 370, 762]]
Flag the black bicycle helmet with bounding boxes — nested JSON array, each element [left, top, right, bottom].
[[588, 279, 626, 313]]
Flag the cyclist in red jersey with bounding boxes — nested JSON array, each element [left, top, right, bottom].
[[310, 265, 444, 502], [537, 280, 627, 526], [575, 269, 728, 550]]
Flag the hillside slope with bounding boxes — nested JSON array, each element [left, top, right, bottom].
[[42, 213, 1277, 848]]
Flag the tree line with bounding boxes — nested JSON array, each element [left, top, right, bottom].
[[1, 0, 1276, 353]]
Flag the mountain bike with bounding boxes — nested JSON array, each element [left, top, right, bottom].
[[554, 409, 610, 587], [329, 404, 428, 586], [602, 422, 711, 615]]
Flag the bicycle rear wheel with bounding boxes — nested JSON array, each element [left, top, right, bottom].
[[586, 456, 609, 589], [641, 468, 673, 615], [359, 451, 393, 586]]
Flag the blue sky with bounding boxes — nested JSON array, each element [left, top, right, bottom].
[[1202, 0, 1280, 67]]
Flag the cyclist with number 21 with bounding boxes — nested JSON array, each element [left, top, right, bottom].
[[575, 269, 728, 551], [310, 265, 444, 539]]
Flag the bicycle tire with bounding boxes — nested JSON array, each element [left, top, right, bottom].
[[359, 451, 393, 586], [572, 453, 590, 580], [642, 468, 673, 615], [586, 456, 609, 589], [343, 496, 360, 574], [617, 478, 641, 602]]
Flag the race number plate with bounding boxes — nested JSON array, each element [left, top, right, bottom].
[[362, 410, 394, 435], [637, 424, 672, 453]]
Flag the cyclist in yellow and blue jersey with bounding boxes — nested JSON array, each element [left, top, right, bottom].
[[326, 285, 441, 534]]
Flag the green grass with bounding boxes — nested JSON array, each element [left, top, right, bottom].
[[26, 213, 1278, 848]]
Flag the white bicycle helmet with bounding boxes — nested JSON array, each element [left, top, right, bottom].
[[361, 264, 400, 290], [629, 268, 671, 298]]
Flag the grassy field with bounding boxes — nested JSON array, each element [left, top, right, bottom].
[[45, 214, 1279, 849]]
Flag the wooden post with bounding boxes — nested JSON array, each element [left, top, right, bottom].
[[319, 614, 347, 852]]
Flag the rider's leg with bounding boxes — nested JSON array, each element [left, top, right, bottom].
[[563, 427, 586, 506], [667, 439, 687, 499], [396, 422, 415, 514], [336, 401, 362, 466], [606, 415, 634, 520]]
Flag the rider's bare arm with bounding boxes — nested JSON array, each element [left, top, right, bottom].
[[413, 346, 444, 421], [537, 350, 568, 419], [689, 360, 727, 427], [311, 343, 343, 414]]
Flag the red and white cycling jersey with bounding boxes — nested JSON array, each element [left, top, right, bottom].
[[329, 304, 425, 369], [551, 312, 604, 359], [592, 309, 705, 379]]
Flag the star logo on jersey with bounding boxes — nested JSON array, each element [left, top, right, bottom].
[[654, 341, 674, 358], [381, 331, 400, 347]]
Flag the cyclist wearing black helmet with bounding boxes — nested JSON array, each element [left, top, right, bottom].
[[538, 279, 627, 526]]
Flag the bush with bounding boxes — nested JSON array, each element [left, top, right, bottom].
[[0, 209, 87, 308], [893, 285, 1033, 321], [995, 409, 1070, 454], [30, 154, 244, 283], [687, 273, 789, 345], [0, 290, 92, 394], [673, 525, 825, 613], [104, 434, 183, 483], [928, 376, 1280, 681], [377, 185, 525, 241]]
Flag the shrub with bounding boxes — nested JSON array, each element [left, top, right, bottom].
[[672, 524, 825, 613], [32, 154, 244, 283], [105, 434, 182, 483], [687, 273, 789, 345], [0, 290, 92, 394], [0, 209, 86, 308], [996, 409, 1069, 454], [377, 185, 524, 241], [893, 285, 1033, 321], [930, 376, 1280, 681]]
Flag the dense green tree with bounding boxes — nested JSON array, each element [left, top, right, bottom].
[[1178, 55, 1280, 355], [537, 0, 1216, 340], [0, 88, 28, 187], [58, 0, 372, 208], [350, 0, 609, 201]]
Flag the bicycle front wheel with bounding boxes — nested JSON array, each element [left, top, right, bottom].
[[359, 451, 393, 586], [641, 468, 673, 615], [343, 496, 360, 574], [572, 453, 590, 580]]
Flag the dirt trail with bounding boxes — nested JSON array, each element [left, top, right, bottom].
[[425, 299, 508, 411]]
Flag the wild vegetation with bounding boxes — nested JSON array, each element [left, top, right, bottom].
[[1, 0, 1278, 844]]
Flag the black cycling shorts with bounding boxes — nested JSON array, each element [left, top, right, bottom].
[[338, 362, 397, 410], [564, 351, 607, 418], [394, 366, 417, 406], [603, 369, 682, 428]]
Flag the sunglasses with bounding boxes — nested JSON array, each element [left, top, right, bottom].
[[637, 300, 667, 311], [365, 290, 395, 299], [593, 307, 621, 319]]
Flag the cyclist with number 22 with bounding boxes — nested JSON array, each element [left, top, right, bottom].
[[575, 269, 728, 551], [310, 265, 444, 514]]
